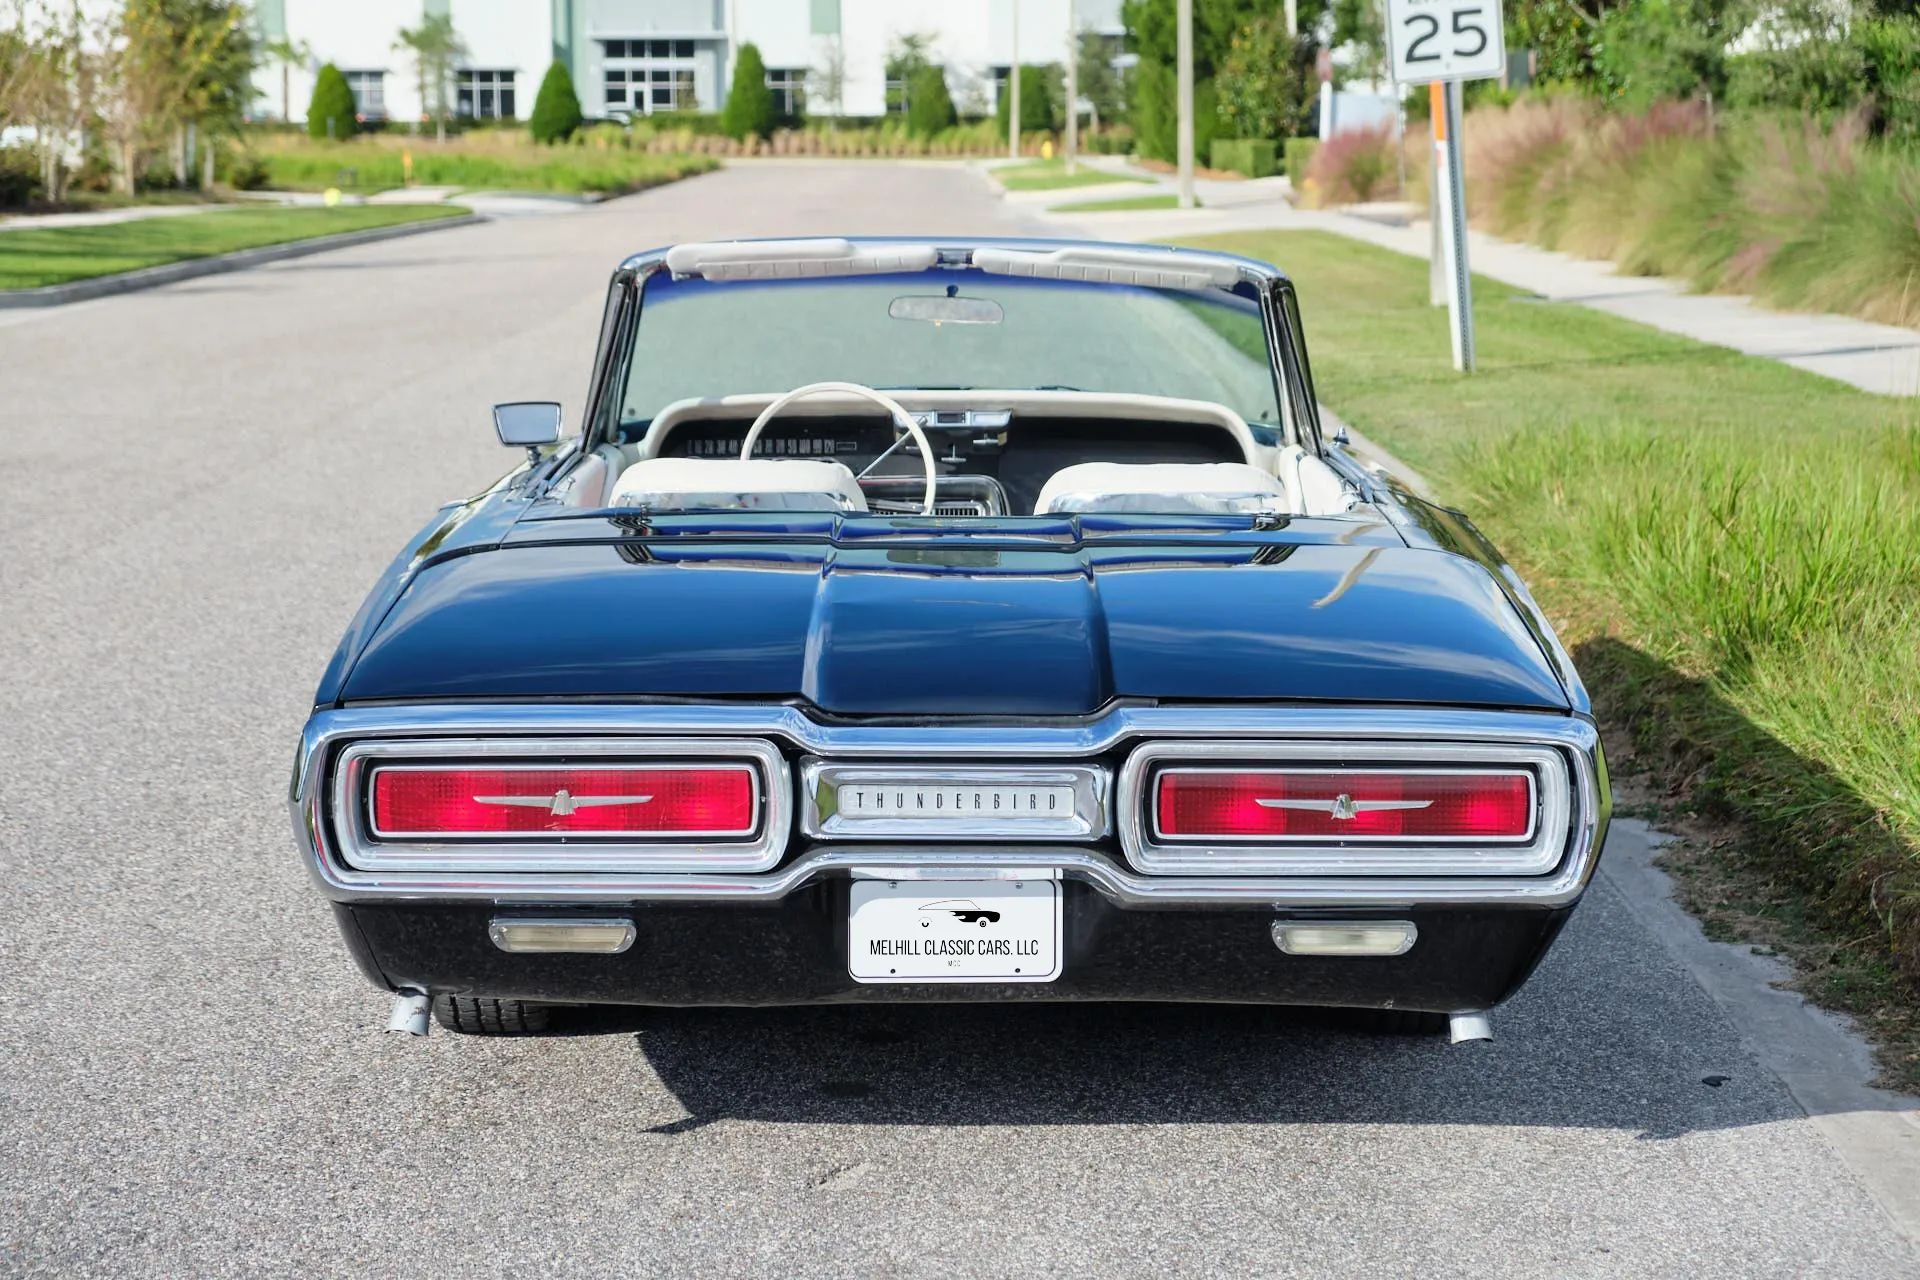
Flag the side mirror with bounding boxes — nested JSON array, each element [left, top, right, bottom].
[[493, 401, 562, 462]]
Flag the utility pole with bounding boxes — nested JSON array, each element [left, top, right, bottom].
[[1009, 0, 1021, 160], [1176, 0, 1194, 208], [1064, 0, 1078, 173], [1285, 0, 1298, 37]]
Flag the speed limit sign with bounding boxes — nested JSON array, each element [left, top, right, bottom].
[[1386, 0, 1506, 84]]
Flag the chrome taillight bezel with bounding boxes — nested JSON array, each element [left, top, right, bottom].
[[1118, 740, 1573, 876], [331, 737, 788, 873]]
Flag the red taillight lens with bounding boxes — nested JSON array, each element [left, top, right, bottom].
[[370, 765, 758, 837], [1154, 769, 1534, 841]]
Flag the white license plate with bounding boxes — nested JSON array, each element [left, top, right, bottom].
[[848, 878, 1062, 983], [838, 785, 1076, 821]]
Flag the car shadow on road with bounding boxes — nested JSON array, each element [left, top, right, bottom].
[[551, 875, 1825, 1141]]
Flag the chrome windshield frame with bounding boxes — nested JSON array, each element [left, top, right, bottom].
[[594, 239, 1320, 456]]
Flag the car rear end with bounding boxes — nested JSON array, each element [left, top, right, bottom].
[[292, 702, 1608, 1025]]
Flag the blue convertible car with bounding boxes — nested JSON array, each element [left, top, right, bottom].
[[290, 237, 1608, 1040]]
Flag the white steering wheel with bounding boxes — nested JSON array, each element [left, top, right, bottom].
[[740, 381, 938, 516]]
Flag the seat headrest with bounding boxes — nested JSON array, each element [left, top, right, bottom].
[[608, 457, 869, 512], [1033, 462, 1288, 516]]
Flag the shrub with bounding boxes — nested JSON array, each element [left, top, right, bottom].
[[995, 65, 1054, 135], [1283, 136, 1318, 180], [1086, 124, 1135, 154], [254, 138, 717, 195], [307, 64, 358, 141], [1210, 137, 1277, 176], [1301, 124, 1396, 205], [905, 65, 957, 137], [529, 61, 584, 143], [723, 43, 777, 140]]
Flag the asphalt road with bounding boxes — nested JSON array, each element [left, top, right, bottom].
[[1, 162, 1915, 1278]]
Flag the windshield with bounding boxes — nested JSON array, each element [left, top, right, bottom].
[[619, 270, 1283, 429]]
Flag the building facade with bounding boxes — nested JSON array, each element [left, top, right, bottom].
[[251, 0, 1123, 128]]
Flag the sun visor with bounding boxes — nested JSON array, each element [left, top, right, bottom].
[[972, 246, 1244, 291], [665, 238, 941, 281]]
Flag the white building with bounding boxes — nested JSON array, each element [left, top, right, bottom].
[[251, 0, 1124, 128]]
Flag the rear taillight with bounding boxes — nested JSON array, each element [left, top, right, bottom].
[[369, 765, 758, 838], [1154, 769, 1534, 842]]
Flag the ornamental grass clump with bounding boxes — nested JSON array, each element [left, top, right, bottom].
[[1300, 123, 1400, 205], [1456, 96, 1920, 328]]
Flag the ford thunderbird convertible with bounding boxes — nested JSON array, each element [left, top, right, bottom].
[[289, 237, 1609, 1041]]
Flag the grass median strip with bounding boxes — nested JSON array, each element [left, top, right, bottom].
[[1049, 193, 1192, 213], [0, 204, 468, 291], [1186, 228, 1920, 1087], [992, 160, 1149, 192]]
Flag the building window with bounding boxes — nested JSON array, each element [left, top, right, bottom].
[[455, 70, 516, 120], [343, 70, 386, 120], [601, 39, 698, 117], [765, 67, 806, 117]]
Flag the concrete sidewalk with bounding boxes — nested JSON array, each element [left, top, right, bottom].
[[1031, 162, 1920, 397]]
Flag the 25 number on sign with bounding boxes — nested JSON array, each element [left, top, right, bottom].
[[1386, 0, 1505, 84]]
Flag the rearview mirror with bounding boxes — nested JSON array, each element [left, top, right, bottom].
[[493, 401, 562, 455], [888, 295, 1004, 325]]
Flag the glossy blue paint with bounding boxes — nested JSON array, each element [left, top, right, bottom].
[[336, 530, 1572, 714]]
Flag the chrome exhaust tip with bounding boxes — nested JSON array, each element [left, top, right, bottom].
[[1448, 1010, 1493, 1044], [386, 990, 431, 1036]]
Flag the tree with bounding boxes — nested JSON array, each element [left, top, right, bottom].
[[1122, 0, 1281, 160], [307, 61, 356, 139], [722, 41, 776, 139], [261, 35, 309, 123], [1074, 29, 1128, 131], [995, 64, 1053, 134], [95, 0, 255, 192], [1216, 15, 1313, 139], [905, 64, 955, 136], [528, 59, 582, 143], [394, 12, 464, 142], [885, 33, 936, 115], [812, 33, 846, 121]]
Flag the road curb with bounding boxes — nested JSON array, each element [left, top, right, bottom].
[[1600, 820, 1920, 1243], [0, 211, 485, 310]]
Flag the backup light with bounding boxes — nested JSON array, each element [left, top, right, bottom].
[[370, 765, 757, 838], [1272, 922, 1418, 957], [489, 918, 637, 954], [1154, 769, 1534, 841]]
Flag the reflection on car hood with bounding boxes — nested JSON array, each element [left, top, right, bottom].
[[338, 532, 1571, 714]]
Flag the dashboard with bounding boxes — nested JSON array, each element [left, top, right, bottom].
[[637, 411, 1245, 516]]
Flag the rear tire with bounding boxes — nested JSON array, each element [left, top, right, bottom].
[[1346, 1009, 1449, 1035], [430, 995, 552, 1035]]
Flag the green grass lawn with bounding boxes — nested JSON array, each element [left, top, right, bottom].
[[0, 204, 468, 290], [993, 160, 1150, 192], [1049, 193, 1192, 213], [1186, 228, 1920, 1084]]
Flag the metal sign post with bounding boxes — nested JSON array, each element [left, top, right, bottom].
[[1432, 80, 1474, 370], [1385, 0, 1504, 372]]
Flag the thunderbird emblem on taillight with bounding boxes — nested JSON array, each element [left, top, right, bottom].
[[471, 788, 653, 817], [1257, 793, 1433, 821]]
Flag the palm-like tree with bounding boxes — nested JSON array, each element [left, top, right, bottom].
[[262, 35, 309, 123], [394, 13, 465, 142]]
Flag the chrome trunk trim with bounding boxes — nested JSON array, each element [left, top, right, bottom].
[[800, 760, 1110, 841], [290, 703, 1608, 908]]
